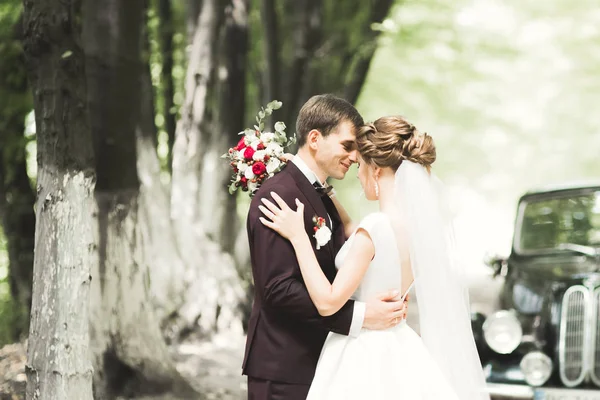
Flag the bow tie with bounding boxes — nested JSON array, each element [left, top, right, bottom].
[[313, 182, 334, 197]]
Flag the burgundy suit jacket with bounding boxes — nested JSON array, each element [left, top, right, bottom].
[[242, 161, 355, 385]]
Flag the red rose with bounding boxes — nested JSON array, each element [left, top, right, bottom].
[[243, 147, 255, 160], [252, 162, 266, 176], [256, 142, 266, 150], [236, 137, 246, 151], [240, 176, 248, 187]]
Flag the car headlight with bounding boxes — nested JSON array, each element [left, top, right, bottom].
[[520, 351, 552, 386], [483, 310, 523, 354]]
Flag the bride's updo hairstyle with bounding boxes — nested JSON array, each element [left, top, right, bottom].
[[356, 116, 436, 172]]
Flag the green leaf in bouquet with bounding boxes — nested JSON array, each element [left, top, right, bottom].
[[258, 110, 265, 119], [287, 133, 297, 146], [274, 121, 286, 133], [259, 121, 265, 131], [245, 128, 255, 136], [221, 153, 229, 159], [267, 100, 282, 110], [229, 182, 238, 195]]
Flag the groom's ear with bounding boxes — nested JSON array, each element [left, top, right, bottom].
[[307, 129, 322, 150]]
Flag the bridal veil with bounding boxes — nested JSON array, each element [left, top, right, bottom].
[[393, 161, 490, 400]]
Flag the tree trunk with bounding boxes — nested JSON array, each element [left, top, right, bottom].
[[186, 0, 202, 46], [205, 0, 248, 253], [0, 12, 34, 341], [137, 10, 188, 325], [158, 0, 177, 171], [21, 0, 95, 398], [170, 0, 246, 336], [342, 0, 394, 104], [209, 0, 252, 327], [260, 0, 279, 116], [280, 0, 321, 131], [261, 0, 394, 122], [82, 0, 196, 397], [171, 0, 220, 251]]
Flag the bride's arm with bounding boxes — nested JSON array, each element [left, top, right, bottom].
[[290, 229, 374, 316], [328, 191, 357, 239], [260, 193, 374, 316]]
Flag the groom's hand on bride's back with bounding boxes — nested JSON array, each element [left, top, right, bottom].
[[362, 290, 408, 330]]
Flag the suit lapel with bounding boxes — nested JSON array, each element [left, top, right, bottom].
[[286, 163, 336, 262]]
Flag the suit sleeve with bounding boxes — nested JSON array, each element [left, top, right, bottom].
[[249, 185, 354, 335]]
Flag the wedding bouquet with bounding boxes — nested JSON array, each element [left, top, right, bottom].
[[222, 101, 296, 196]]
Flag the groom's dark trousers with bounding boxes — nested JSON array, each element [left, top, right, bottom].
[[247, 377, 309, 400], [242, 162, 356, 400]]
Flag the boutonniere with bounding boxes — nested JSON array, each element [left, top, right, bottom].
[[312, 215, 331, 250]]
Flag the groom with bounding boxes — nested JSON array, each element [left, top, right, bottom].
[[242, 94, 407, 399]]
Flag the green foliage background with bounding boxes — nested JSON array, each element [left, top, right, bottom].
[[0, 1, 28, 346], [334, 0, 600, 270]]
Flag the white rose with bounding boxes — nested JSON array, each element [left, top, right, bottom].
[[267, 142, 283, 156], [261, 132, 275, 143], [253, 149, 267, 161], [266, 157, 281, 174], [237, 161, 247, 173], [314, 226, 332, 250], [245, 168, 255, 180], [250, 137, 261, 150]]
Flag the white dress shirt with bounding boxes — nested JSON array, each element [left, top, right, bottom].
[[291, 155, 365, 337]]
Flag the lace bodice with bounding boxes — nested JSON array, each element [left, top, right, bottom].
[[334, 212, 402, 302]]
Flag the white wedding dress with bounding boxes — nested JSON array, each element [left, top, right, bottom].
[[306, 212, 461, 400]]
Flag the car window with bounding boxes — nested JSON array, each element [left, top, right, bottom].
[[518, 191, 600, 251]]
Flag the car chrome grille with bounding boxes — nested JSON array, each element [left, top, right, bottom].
[[590, 288, 600, 386], [559, 286, 589, 387]]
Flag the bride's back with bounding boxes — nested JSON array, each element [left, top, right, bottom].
[[335, 212, 410, 302]]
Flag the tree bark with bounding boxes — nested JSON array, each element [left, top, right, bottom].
[[21, 0, 95, 398], [186, 0, 202, 46], [82, 0, 196, 397], [171, 0, 220, 251], [170, 0, 246, 336], [0, 12, 34, 341]]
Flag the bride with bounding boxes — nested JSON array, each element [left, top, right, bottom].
[[258, 116, 490, 399]]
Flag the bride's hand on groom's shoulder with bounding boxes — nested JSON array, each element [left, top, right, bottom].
[[362, 290, 408, 330], [259, 192, 306, 243]]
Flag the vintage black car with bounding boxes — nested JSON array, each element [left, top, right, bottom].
[[473, 182, 600, 400]]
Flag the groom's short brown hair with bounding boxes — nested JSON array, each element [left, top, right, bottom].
[[296, 94, 364, 147]]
